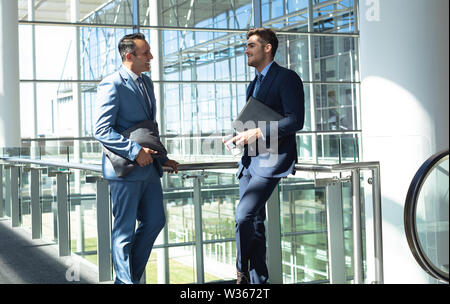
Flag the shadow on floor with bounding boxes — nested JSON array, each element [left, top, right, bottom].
[[0, 218, 98, 284]]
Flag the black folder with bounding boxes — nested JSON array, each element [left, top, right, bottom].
[[102, 120, 167, 177], [232, 96, 283, 131]]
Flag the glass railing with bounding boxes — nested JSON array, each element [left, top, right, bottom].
[[404, 149, 449, 283], [1, 154, 382, 284]]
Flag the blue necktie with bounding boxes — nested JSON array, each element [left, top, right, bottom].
[[252, 74, 263, 98], [137, 76, 152, 115]]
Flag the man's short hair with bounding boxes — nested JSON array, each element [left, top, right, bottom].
[[246, 28, 278, 58], [118, 32, 146, 61]]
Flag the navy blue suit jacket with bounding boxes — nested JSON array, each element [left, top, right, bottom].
[[238, 62, 305, 178], [94, 66, 167, 181]]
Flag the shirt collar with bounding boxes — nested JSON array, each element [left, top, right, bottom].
[[122, 64, 140, 81], [257, 61, 274, 78]]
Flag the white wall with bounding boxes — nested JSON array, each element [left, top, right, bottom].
[[359, 0, 449, 283]]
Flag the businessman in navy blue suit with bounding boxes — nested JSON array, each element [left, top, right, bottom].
[[228, 28, 305, 284], [94, 33, 178, 284]]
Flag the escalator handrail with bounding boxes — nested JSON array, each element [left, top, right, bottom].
[[404, 149, 449, 283]]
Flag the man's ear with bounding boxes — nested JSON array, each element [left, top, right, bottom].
[[125, 52, 133, 61], [265, 43, 272, 55]]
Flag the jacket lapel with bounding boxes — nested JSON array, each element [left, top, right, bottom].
[[119, 66, 151, 119], [254, 62, 279, 103], [141, 75, 156, 120], [246, 77, 257, 101]]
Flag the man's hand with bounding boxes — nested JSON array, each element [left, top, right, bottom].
[[163, 159, 179, 174], [136, 147, 157, 167], [231, 128, 263, 146]]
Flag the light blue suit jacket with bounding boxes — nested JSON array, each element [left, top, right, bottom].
[[94, 65, 168, 181]]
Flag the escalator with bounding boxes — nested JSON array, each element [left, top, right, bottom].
[[404, 149, 449, 283]]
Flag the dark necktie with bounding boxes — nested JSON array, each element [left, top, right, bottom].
[[137, 76, 152, 114], [252, 73, 263, 98]]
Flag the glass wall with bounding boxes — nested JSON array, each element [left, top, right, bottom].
[[17, 0, 361, 283]]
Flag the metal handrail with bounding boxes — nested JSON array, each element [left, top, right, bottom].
[[0, 156, 380, 173], [0, 155, 383, 284]]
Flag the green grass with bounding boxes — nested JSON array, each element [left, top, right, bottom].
[[71, 238, 221, 283], [145, 251, 221, 283]]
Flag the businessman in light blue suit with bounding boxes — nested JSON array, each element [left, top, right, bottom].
[[228, 28, 305, 284], [94, 33, 178, 284]]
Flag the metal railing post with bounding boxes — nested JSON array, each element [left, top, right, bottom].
[[95, 177, 113, 282], [193, 176, 204, 283], [10, 166, 20, 227], [266, 184, 283, 284], [5, 165, 11, 217], [352, 168, 363, 283], [371, 166, 384, 283], [325, 181, 346, 283], [56, 171, 70, 256], [30, 168, 41, 239], [0, 165, 3, 218]]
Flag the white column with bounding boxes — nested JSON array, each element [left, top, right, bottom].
[[0, 0, 21, 148], [359, 0, 449, 283]]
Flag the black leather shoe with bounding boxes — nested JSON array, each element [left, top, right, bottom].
[[236, 270, 250, 284]]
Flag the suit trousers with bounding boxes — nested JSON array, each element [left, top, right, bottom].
[[235, 167, 280, 284], [108, 165, 165, 284]]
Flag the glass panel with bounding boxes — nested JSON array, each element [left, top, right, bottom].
[[279, 176, 328, 283], [18, 0, 133, 24], [164, 173, 195, 244], [312, 0, 356, 33], [144, 248, 164, 284], [316, 133, 360, 163], [202, 170, 239, 282], [297, 134, 314, 162], [163, 83, 248, 135], [279, 171, 368, 283], [19, 168, 31, 230], [314, 83, 358, 133], [169, 246, 197, 283], [81, 27, 135, 81], [313, 37, 358, 82], [39, 142, 71, 162], [203, 241, 236, 282], [19, 81, 79, 138], [342, 174, 368, 282], [161, 30, 250, 80], [280, 178, 326, 234], [69, 170, 99, 265], [20, 25, 78, 80], [157, 0, 253, 29], [282, 233, 328, 283], [41, 169, 57, 243], [282, 35, 311, 81], [260, 0, 356, 33], [82, 0, 134, 25], [2, 166, 11, 218], [78, 140, 103, 164], [263, 0, 309, 30]]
